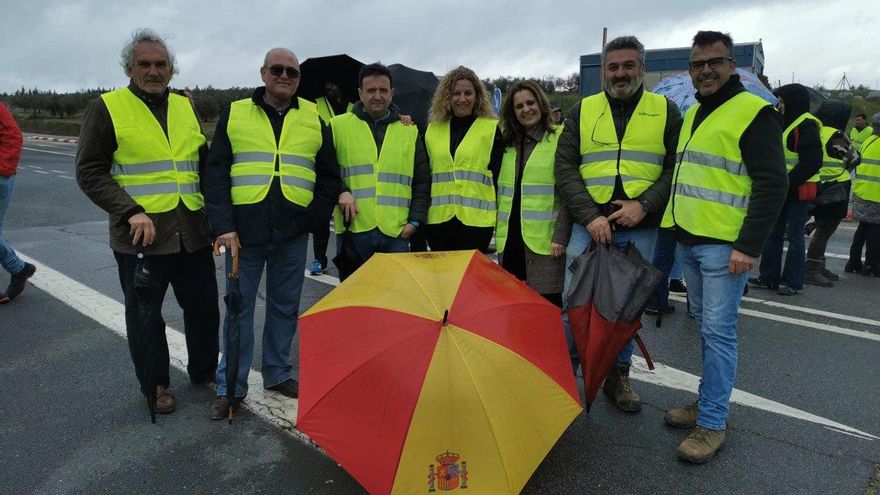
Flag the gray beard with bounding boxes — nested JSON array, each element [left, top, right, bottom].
[[604, 77, 643, 100]]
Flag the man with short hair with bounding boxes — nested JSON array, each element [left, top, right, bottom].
[[661, 31, 787, 463], [76, 28, 220, 415], [850, 113, 872, 150], [0, 100, 35, 304], [550, 101, 563, 125], [202, 47, 341, 419], [333, 63, 430, 265], [555, 35, 682, 412]]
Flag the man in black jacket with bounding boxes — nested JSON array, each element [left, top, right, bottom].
[[749, 83, 822, 295], [661, 31, 787, 464], [202, 47, 341, 419], [555, 35, 681, 413], [334, 63, 430, 263]]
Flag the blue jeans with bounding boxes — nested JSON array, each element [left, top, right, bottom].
[[216, 233, 308, 397], [0, 176, 25, 275], [563, 224, 657, 368], [648, 228, 678, 311], [676, 242, 748, 430], [758, 200, 809, 290], [338, 227, 409, 261]]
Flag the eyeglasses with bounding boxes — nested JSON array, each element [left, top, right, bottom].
[[688, 57, 733, 72], [267, 65, 301, 79]]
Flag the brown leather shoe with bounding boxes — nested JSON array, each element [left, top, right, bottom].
[[209, 396, 229, 421], [602, 363, 641, 412], [265, 378, 299, 398], [664, 400, 699, 429], [155, 385, 176, 414], [677, 427, 726, 464]]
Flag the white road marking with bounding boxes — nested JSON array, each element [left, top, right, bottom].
[[303, 266, 876, 440], [32, 170, 49, 174], [629, 358, 877, 441], [739, 295, 880, 328], [16, 252, 319, 449], [51, 169, 67, 174], [669, 295, 880, 342], [15, 251, 877, 445], [23, 146, 76, 157], [783, 246, 848, 260]]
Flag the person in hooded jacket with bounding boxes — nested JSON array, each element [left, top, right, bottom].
[[749, 83, 822, 295], [804, 100, 860, 286]]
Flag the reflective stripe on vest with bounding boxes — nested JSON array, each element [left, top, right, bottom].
[[782, 113, 822, 183], [227, 97, 321, 206], [817, 126, 851, 184], [426, 117, 498, 227], [330, 113, 418, 236], [661, 92, 771, 242], [496, 129, 561, 255], [578, 91, 667, 203], [315, 97, 353, 123], [854, 135, 880, 202], [101, 88, 205, 213]]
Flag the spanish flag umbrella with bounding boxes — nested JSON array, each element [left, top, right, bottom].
[[297, 250, 582, 495]]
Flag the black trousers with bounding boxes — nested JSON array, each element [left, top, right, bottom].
[[424, 217, 494, 253], [311, 226, 330, 267], [854, 222, 880, 268], [115, 246, 219, 395]]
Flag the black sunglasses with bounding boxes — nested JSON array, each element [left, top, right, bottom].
[[688, 57, 733, 72], [267, 65, 301, 79]]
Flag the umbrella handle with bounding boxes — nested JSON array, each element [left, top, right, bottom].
[[213, 240, 240, 279]]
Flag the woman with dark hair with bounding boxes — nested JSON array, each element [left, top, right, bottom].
[[424, 66, 503, 252], [496, 80, 570, 305]]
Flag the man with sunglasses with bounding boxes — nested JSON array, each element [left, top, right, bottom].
[[555, 35, 682, 413], [660, 31, 786, 463], [202, 47, 341, 419], [76, 29, 220, 415]]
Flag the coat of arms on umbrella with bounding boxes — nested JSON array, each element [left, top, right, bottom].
[[428, 451, 468, 492]]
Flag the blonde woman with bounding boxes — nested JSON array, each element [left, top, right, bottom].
[[424, 66, 503, 252], [496, 80, 570, 306]]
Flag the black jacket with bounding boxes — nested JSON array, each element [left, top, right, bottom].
[[774, 84, 823, 197], [554, 86, 682, 230], [338, 102, 431, 224], [676, 75, 788, 257], [202, 87, 341, 245]]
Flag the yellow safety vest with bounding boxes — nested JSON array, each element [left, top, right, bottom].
[[315, 97, 353, 123], [783, 112, 822, 182], [578, 91, 667, 204], [854, 134, 880, 202], [850, 126, 873, 151], [661, 92, 770, 241], [227, 98, 322, 207], [425, 117, 498, 227], [330, 113, 418, 236], [816, 126, 850, 184], [496, 129, 561, 255], [102, 88, 205, 213]]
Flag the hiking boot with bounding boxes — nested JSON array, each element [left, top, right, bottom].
[[804, 259, 833, 287], [209, 396, 239, 421], [668, 279, 687, 294], [776, 285, 801, 296], [4, 263, 36, 302], [844, 259, 863, 273], [266, 378, 299, 398], [819, 258, 839, 281], [664, 400, 698, 429], [308, 259, 324, 276], [747, 276, 778, 290], [602, 363, 641, 412], [155, 385, 176, 414], [676, 427, 726, 464]]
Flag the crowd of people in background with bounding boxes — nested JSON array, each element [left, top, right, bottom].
[[1, 25, 878, 468]]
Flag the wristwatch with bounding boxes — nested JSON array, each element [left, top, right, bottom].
[[638, 199, 650, 214], [408, 220, 421, 228]]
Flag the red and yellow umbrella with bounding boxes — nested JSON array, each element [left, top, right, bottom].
[[297, 250, 582, 495]]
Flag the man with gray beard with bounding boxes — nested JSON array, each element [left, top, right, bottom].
[[555, 35, 681, 412]]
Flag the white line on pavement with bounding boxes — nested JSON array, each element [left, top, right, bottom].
[[739, 295, 880, 328], [303, 266, 876, 440], [669, 295, 880, 342], [32, 170, 49, 174], [783, 246, 848, 260], [51, 169, 67, 174], [23, 146, 76, 157], [16, 252, 319, 449]]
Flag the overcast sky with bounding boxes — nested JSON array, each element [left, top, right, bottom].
[[2, 0, 876, 94]]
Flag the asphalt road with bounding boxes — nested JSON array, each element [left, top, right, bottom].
[[1, 136, 878, 495]]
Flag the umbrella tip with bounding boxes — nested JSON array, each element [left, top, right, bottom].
[[442, 309, 449, 326]]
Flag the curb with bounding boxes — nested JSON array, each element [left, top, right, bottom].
[[29, 135, 78, 144]]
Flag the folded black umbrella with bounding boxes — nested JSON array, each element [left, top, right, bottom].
[[333, 223, 365, 282], [133, 246, 159, 423], [214, 241, 242, 423]]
